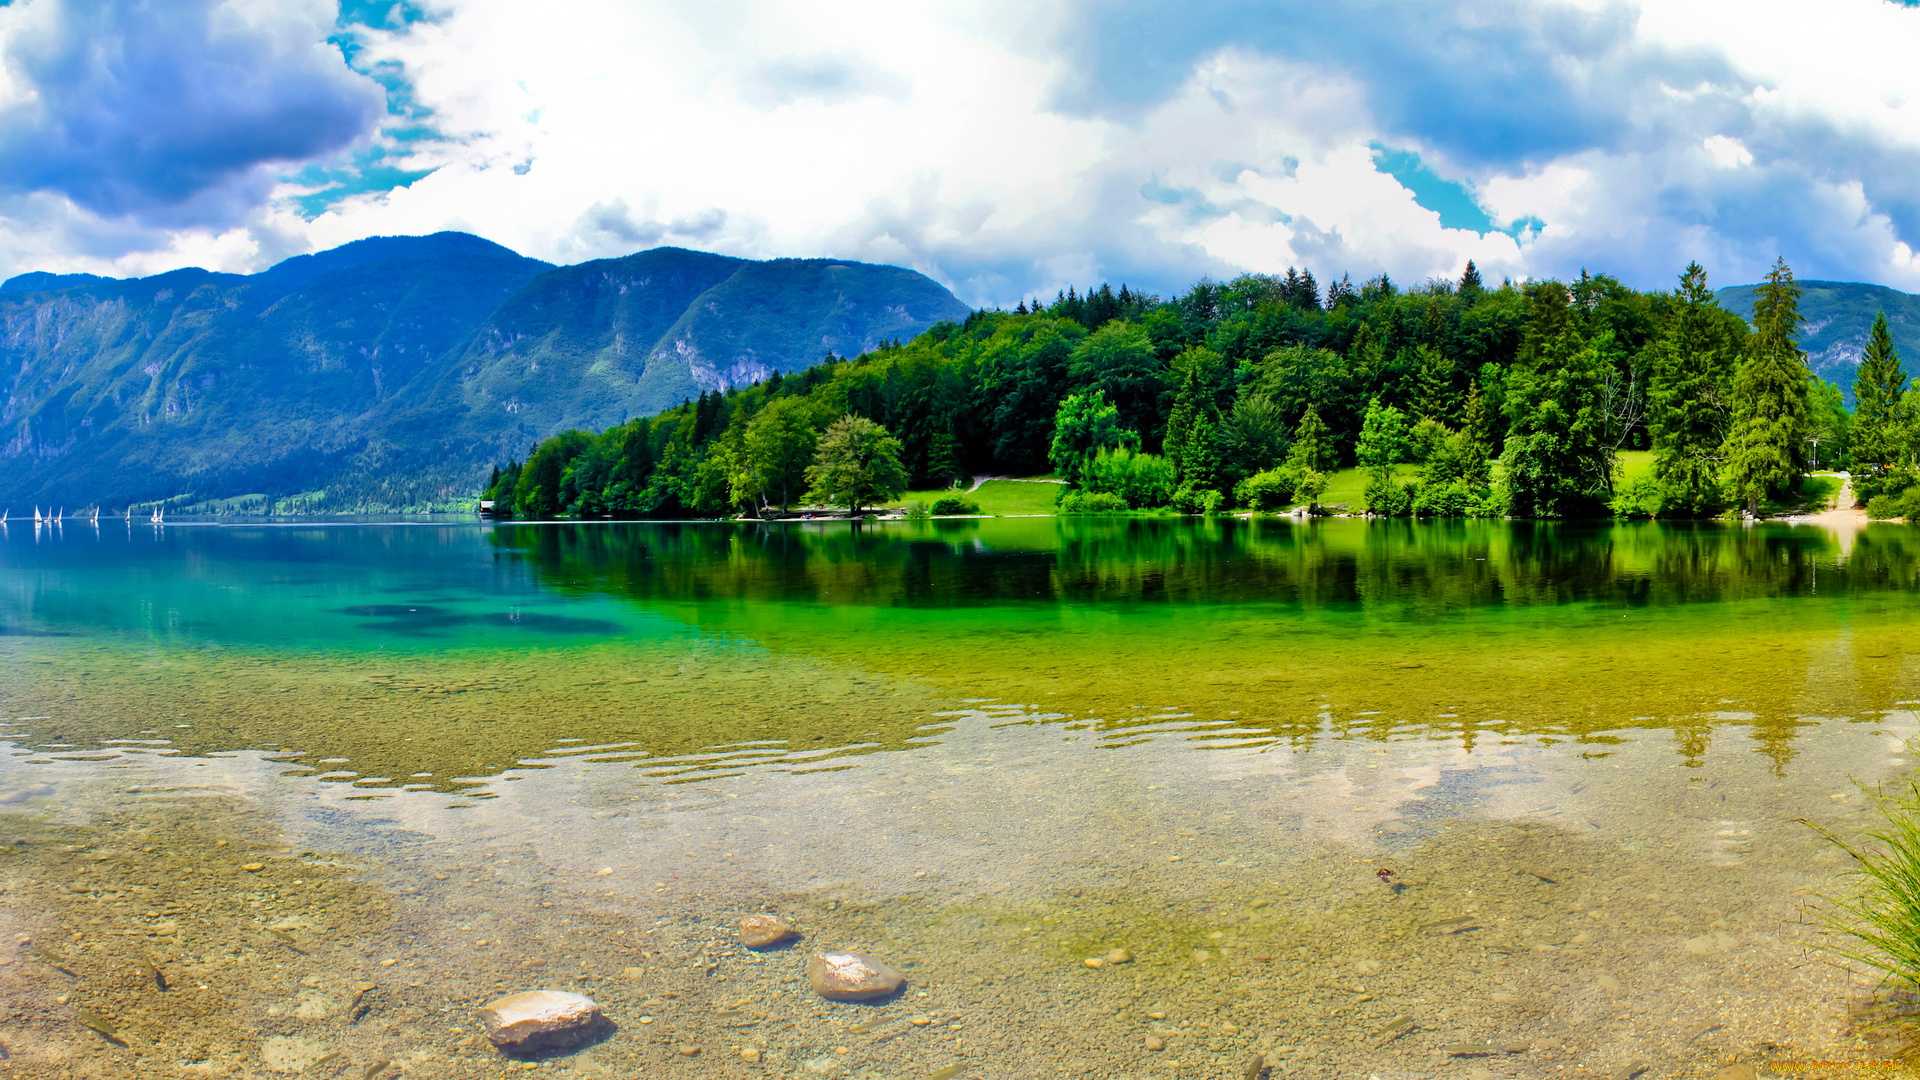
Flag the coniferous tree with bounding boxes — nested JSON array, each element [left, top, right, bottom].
[[1852, 312, 1907, 497], [1500, 282, 1611, 517], [1325, 274, 1357, 309], [1286, 404, 1336, 474], [1646, 262, 1740, 515], [1461, 382, 1494, 469], [1459, 260, 1483, 296], [1724, 257, 1810, 515], [1297, 269, 1320, 311]]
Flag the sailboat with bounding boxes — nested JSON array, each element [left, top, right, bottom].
[[150, 505, 164, 524], [33, 507, 42, 524]]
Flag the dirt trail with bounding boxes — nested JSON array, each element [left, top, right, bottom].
[[1792, 471, 1868, 526]]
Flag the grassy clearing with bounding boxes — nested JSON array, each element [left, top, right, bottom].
[[1616, 450, 1655, 487], [901, 478, 1066, 516], [1760, 474, 1841, 516]]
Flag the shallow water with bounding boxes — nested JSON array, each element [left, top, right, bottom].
[[0, 517, 1917, 1078]]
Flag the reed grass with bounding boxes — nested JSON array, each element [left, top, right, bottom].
[[1803, 776, 1920, 1023]]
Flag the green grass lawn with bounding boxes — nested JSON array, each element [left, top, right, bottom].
[[1616, 449, 1654, 487], [1760, 473, 1842, 516], [901, 478, 1066, 516], [1315, 467, 1369, 511]]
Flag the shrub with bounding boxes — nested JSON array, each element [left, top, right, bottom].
[[1414, 478, 1491, 517], [1609, 474, 1664, 519], [902, 501, 931, 519], [1170, 485, 1224, 514], [930, 497, 981, 515], [1364, 468, 1414, 516], [1084, 447, 1176, 509], [1235, 467, 1297, 511], [1407, 418, 1451, 464], [1058, 490, 1130, 514]]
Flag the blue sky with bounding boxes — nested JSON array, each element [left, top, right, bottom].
[[1, 0, 1919, 304]]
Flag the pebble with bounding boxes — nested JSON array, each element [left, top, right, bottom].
[[738, 915, 798, 950], [477, 990, 602, 1049], [1445, 1042, 1496, 1056], [1596, 975, 1621, 993], [1613, 1061, 1650, 1080], [1104, 948, 1133, 965], [677, 1044, 701, 1057], [1084, 958, 1104, 969], [807, 952, 905, 1001], [1144, 1036, 1166, 1051], [740, 1048, 762, 1063], [241, 863, 265, 873]]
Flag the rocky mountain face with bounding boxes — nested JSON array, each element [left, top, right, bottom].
[[0, 234, 968, 511], [1717, 279, 1920, 400]]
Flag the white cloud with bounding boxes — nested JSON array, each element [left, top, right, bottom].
[[10, 0, 1920, 302]]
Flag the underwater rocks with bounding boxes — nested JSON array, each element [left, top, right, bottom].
[[738, 914, 799, 949], [807, 952, 905, 1001], [478, 990, 602, 1049]]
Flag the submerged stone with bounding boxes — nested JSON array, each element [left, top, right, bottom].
[[478, 990, 601, 1049], [807, 952, 905, 1001], [738, 914, 798, 949]]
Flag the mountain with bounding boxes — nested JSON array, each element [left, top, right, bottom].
[[0, 234, 970, 512], [1716, 279, 1920, 399]]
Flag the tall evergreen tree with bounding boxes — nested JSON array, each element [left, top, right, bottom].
[[1286, 404, 1336, 474], [1723, 257, 1810, 515], [1852, 311, 1907, 497], [1646, 262, 1740, 514], [1459, 260, 1483, 296], [1499, 282, 1611, 517]]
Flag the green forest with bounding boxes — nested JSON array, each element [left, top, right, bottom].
[[484, 257, 1920, 521]]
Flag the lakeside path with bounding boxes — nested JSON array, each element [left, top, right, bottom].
[[1789, 471, 1869, 528]]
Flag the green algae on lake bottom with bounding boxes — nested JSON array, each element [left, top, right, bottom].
[[0, 517, 1915, 1076]]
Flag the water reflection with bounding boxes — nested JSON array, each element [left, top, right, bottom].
[[488, 517, 1920, 611]]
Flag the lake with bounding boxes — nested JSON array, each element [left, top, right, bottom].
[[0, 515, 1913, 1078]]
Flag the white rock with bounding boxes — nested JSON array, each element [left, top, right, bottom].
[[738, 914, 798, 949], [807, 952, 905, 1001], [478, 990, 601, 1048]]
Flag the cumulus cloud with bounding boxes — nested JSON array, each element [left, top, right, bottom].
[[0, 0, 387, 224], [11, 0, 1920, 303]]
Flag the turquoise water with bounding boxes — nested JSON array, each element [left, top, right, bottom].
[[0, 517, 1913, 1078]]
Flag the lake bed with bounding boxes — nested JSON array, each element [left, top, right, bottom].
[[0, 517, 1913, 1079]]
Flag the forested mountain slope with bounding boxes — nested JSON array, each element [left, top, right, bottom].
[[0, 234, 968, 511], [1716, 279, 1920, 398]]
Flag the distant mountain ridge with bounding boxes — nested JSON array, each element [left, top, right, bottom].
[[1716, 279, 1920, 400], [0, 233, 969, 512]]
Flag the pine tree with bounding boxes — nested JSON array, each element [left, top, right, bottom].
[[1852, 311, 1907, 497], [1459, 260, 1483, 296], [1460, 383, 1494, 482], [1297, 269, 1320, 311], [1499, 281, 1610, 517], [1646, 262, 1740, 515], [1413, 345, 1457, 423], [1286, 404, 1335, 474], [1325, 274, 1356, 309], [1723, 257, 1810, 516]]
